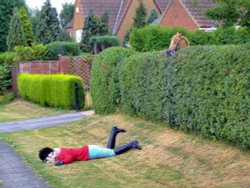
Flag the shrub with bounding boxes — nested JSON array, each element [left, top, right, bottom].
[[0, 65, 11, 94], [129, 25, 250, 52], [90, 47, 136, 114], [119, 44, 250, 149], [14, 43, 47, 61], [0, 52, 17, 66], [45, 41, 80, 60], [0, 92, 15, 105], [90, 35, 120, 54], [18, 74, 84, 109]]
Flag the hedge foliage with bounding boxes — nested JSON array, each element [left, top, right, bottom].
[[90, 47, 136, 114], [0, 65, 11, 94], [118, 44, 249, 150], [18, 74, 84, 109], [45, 41, 80, 60], [130, 25, 250, 52]]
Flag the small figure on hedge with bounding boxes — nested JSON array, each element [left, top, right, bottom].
[[38, 126, 142, 166]]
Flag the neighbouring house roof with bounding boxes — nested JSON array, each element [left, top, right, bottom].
[[154, 0, 171, 13], [79, 0, 131, 34], [65, 20, 73, 29], [158, 0, 217, 28]]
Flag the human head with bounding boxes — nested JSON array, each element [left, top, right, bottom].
[[39, 147, 54, 163]]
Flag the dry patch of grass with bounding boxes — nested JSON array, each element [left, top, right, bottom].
[[0, 114, 249, 188], [0, 100, 73, 123]]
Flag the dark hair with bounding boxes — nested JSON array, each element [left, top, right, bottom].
[[39, 147, 54, 162]]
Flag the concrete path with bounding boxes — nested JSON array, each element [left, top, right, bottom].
[[0, 111, 94, 133], [0, 111, 94, 188]]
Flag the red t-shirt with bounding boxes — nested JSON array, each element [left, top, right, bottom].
[[56, 146, 89, 164]]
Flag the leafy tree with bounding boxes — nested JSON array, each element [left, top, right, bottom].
[[0, 0, 26, 51], [60, 3, 74, 28], [99, 10, 110, 35], [19, 6, 34, 46], [80, 9, 100, 52], [147, 9, 158, 24], [7, 8, 26, 51], [36, 0, 62, 44], [133, 1, 147, 28], [206, 0, 250, 28]]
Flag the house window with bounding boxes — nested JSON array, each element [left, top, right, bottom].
[[76, 30, 82, 43], [76, 7, 79, 13]]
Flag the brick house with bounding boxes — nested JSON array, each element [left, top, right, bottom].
[[158, 0, 217, 31], [71, 0, 166, 43], [70, 0, 217, 43]]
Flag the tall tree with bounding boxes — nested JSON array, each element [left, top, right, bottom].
[[0, 0, 26, 51], [80, 9, 100, 52], [133, 1, 147, 28], [29, 8, 41, 41], [60, 3, 74, 28], [36, 0, 62, 44], [7, 8, 26, 51], [206, 0, 250, 28], [19, 6, 34, 46], [99, 10, 110, 35], [147, 9, 158, 24]]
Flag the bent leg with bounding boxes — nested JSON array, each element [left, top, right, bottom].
[[107, 126, 126, 149]]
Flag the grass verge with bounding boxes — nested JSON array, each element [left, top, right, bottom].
[[0, 100, 73, 123], [0, 114, 249, 188]]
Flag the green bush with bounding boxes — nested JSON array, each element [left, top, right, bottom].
[[0, 65, 11, 94], [90, 47, 136, 114], [14, 43, 47, 61], [0, 92, 15, 105], [18, 74, 84, 109], [45, 41, 80, 60], [130, 25, 250, 52], [0, 52, 17, 66], [119, 44, 250, 150], [90, 35, 120, 47]]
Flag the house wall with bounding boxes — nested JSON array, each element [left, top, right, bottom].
[[72, 0, 84, 41], [117, 0, 160, 43], [160, 0, 198, 30]]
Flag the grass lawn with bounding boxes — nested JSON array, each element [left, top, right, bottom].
[[0, 100, 73, 123], [0, 114, 249, 188]]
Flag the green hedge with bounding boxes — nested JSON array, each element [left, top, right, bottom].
[[90, 47, 136, 114], [18, 74, 84, 109], [45, 41, 80, 60], [119, 44, 250, 150], [129, 25, 250, 52], [90, 35, 120, 47]]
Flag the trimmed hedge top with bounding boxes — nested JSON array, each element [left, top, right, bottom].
[[18, 74, 84, 109]]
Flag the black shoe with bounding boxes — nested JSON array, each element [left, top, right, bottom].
[[114, 140, 142, 155]]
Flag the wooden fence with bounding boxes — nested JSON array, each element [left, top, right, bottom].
[[11, 56, 94, 97]]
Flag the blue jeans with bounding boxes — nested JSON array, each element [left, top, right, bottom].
[[88, 145, 116, 160]]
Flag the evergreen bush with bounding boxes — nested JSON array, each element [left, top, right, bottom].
[[18, 74, 84, 109], [0, 65, 11, 94], [45, 41, 80, 60], [119, 44, 250, 149], [0, 52, 17, 66], [90, 47, 136, 114]]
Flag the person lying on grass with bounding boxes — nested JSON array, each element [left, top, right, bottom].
[[38, 126, 142, 166]]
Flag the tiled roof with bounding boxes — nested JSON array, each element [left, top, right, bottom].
[[65, 20, 73, 29], [180, 0, 217, 28], [154, 0, 171, 13], [79, 0, 131, 34]]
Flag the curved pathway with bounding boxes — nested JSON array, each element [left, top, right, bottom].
[[0, 111, 94, 188]]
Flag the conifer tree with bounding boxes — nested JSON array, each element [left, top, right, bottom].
[[36, 0, 62, 44], [60, 3, 74, 28], [80, 9, 100, 52], [19, 6, 34, 46], [147, 9, 158, 24], [99, 10, 110, 35], [0, 0, 26, 51], [7, 8, 26, 51], [133, 1, 147, 28]]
